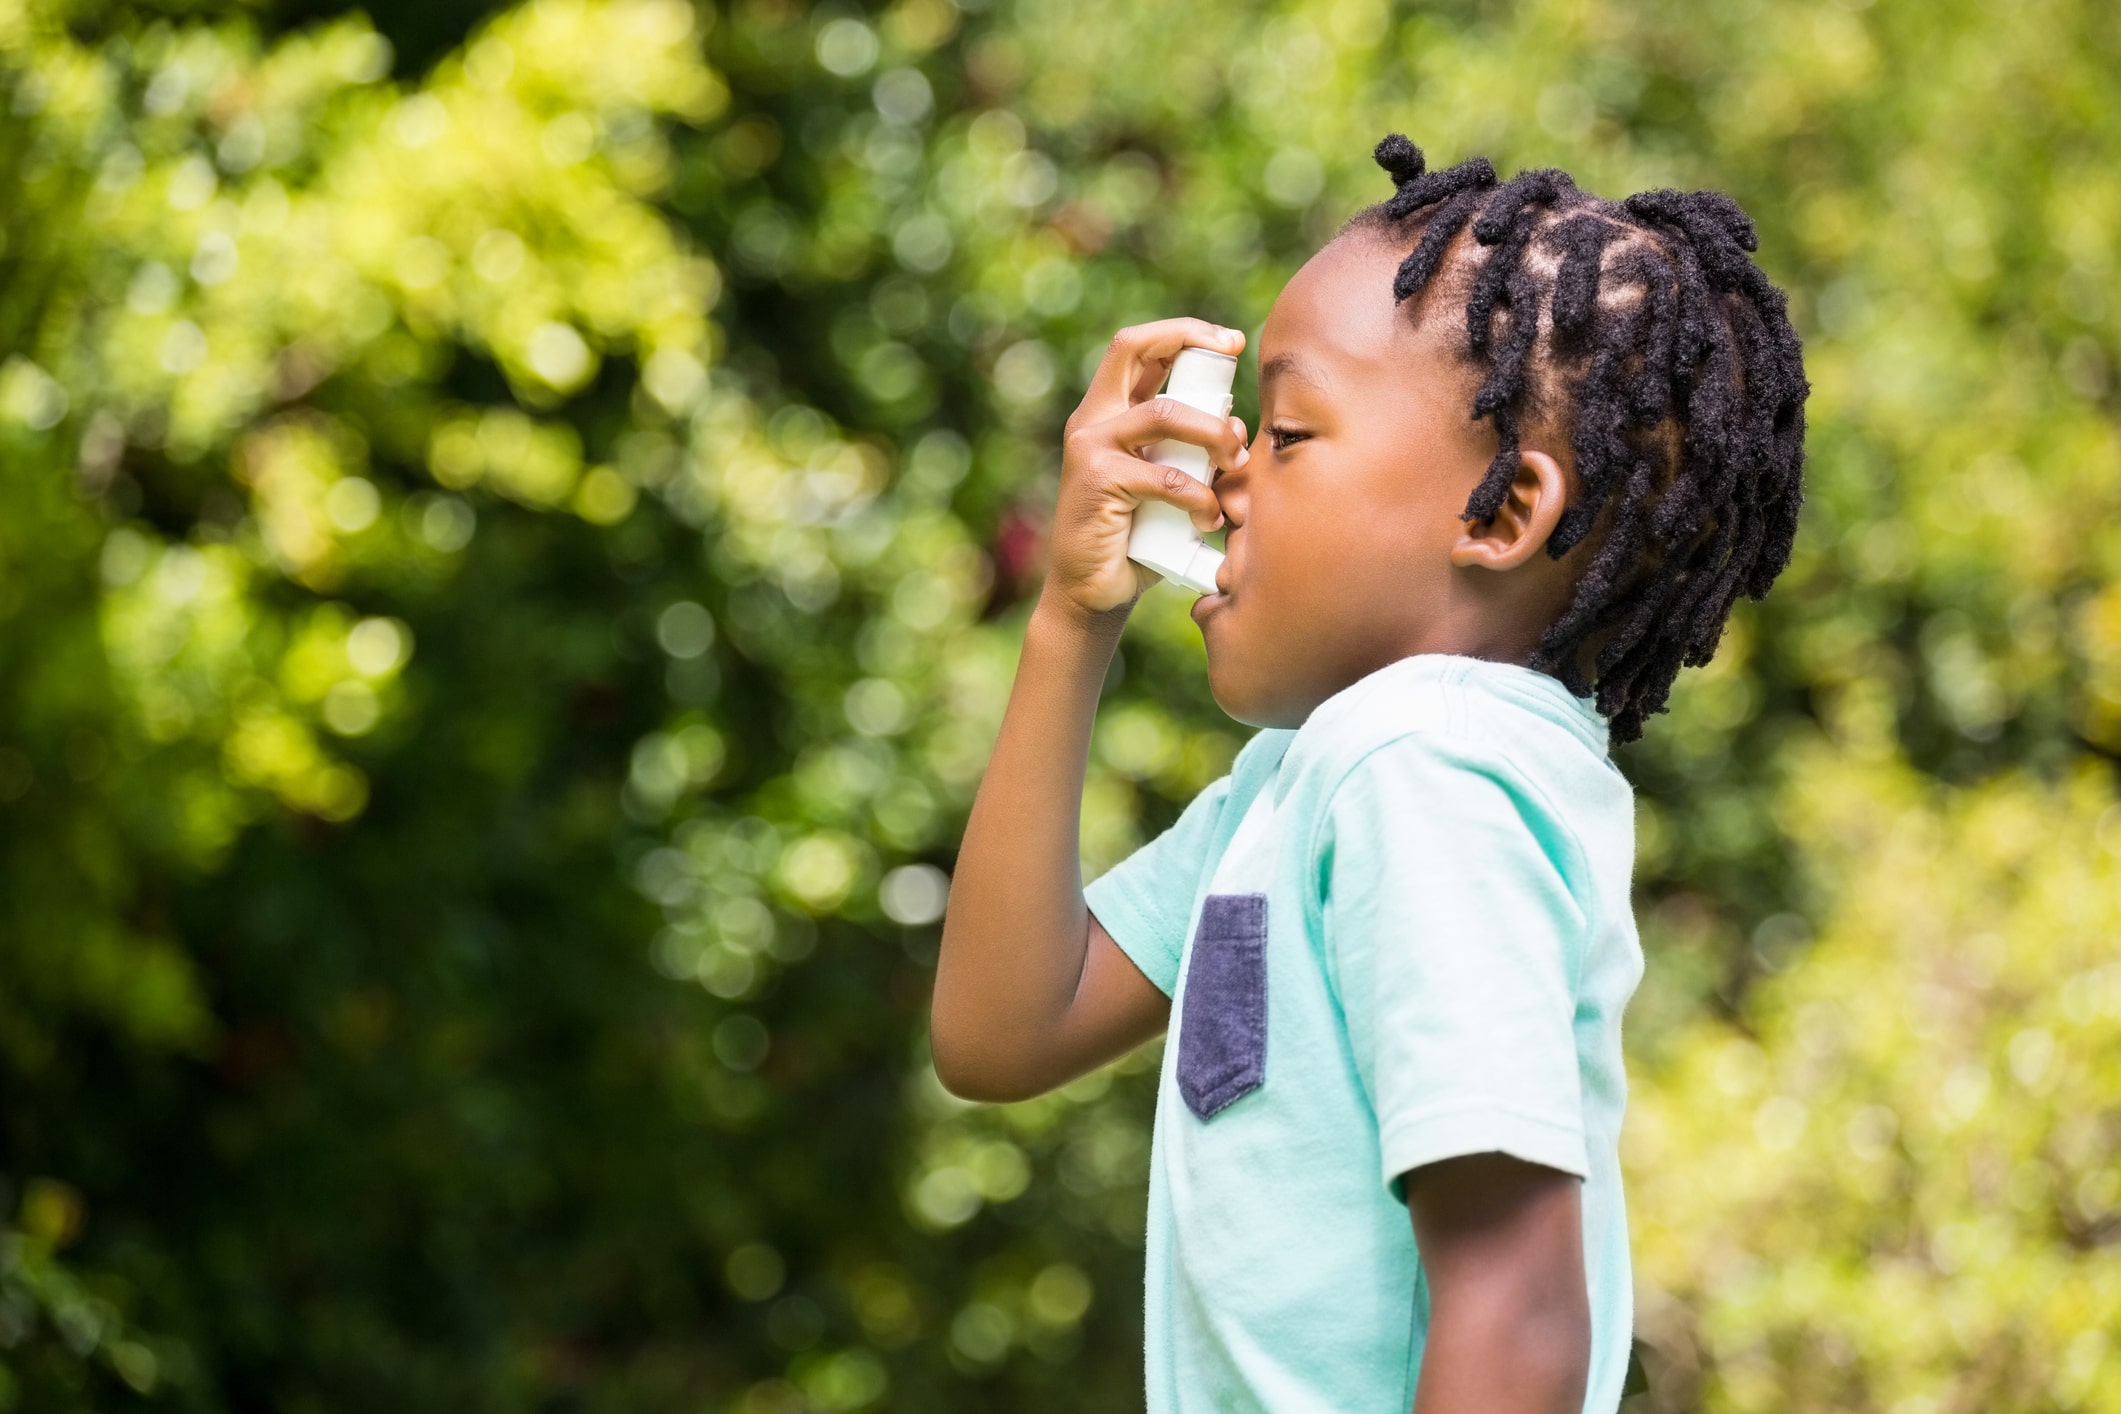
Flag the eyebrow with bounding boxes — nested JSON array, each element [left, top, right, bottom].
[[1260, 351, 1330, 396]]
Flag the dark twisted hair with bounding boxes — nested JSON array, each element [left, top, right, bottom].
[[1350, 134, 1808, 744]]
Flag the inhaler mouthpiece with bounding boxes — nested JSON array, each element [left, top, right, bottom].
[[1126, 345, 1236, 596]]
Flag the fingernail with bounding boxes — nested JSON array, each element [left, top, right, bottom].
[[1235, 445, 1250, 468]]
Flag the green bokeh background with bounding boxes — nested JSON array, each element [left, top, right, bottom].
[[2, 0, 2118, 1408]]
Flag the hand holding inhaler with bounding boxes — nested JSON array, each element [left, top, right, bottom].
[[1124, 346, 1237, 595], [1041, 320, 1248, 622]]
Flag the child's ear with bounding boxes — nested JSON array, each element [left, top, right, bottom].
[[1448, 449, 1569, 572]]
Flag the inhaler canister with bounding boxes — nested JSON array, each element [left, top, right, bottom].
[[1125, 346, 1236, 596]]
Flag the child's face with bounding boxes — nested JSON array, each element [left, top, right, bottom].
[[1191, 232, 1579, 728]]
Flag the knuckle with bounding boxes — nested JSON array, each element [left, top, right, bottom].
[[1146, 395, 1181, 425], [1160, 465, 1192, 495]]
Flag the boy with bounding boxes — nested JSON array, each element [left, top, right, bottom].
[[931, 136, 1807, 1413]]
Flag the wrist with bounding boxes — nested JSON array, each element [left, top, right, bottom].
[[1031, 584, 1134, 644]]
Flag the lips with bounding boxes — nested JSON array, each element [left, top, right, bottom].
[[1190, 541, 1235, 622]]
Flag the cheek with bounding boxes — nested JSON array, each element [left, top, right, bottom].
[[1332, 441, 1465, 557], [1259, 485, 1396, 594], [1251, 470, 1451, 624]]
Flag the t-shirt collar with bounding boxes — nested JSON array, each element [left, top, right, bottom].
[[1290, 652, 1611, 758]]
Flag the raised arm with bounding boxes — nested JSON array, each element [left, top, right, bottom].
[[930, 318, 1250, 1103]]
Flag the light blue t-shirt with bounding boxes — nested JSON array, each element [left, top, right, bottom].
[[1083, 652, 1643, 1413]]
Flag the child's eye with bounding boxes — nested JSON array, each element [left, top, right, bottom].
[[1268, 425, 1310, 452]]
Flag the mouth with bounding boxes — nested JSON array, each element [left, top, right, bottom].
[[1189, 560, 1233, 623]]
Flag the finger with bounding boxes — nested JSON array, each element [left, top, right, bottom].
[[1081, 319, 1246, 421], [1126, 355, 1174, 409], [1099, 453, 1227, 533], [1100, 396, 1251, 474]]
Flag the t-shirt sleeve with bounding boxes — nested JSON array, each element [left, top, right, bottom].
[[1083, 771, 1235, 997], [1317, 731, 1593, 1199]]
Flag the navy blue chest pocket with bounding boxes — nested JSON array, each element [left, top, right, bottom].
[[1176, 893, 1268, 1119]]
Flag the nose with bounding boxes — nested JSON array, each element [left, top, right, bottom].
[[1215, 426, 1258, 527]]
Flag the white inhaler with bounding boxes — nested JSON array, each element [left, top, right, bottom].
[[1125, 345, 1237, 596]]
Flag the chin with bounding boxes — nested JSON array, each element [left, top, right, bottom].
[[1202, 649, 1281, 729], [1201, 643, 1251, 723], [1206, 644, 1323, 729]]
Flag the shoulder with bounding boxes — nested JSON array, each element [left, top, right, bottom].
[[1283, 656, 1630, 901]]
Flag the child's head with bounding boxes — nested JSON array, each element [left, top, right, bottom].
[[1191, 135, 1808, 744]]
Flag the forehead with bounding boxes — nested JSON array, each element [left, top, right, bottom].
[[1257, 231, 1465, 392]]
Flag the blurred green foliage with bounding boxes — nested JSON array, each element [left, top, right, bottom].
[[0, 0, 2115, 1408]]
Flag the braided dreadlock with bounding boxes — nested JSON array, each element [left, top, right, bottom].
[[1352, 134, 1808, 744]]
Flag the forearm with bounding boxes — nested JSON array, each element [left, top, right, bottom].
[[931, 590, 1128, 1097]]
